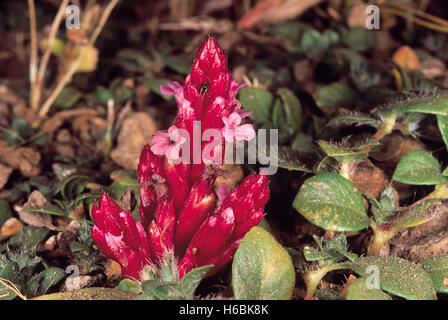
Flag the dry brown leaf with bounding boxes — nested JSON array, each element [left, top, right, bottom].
[[118, 188, 136, 213], [350, 160, 389, 198], [0, 141, 41, 177], [111, 112, 157, 170], [17, 190, 54, 229], [0, 163, 13, 190], [347, 3, 369, 28], [41, 108, 99, 134], [421, 56, 446, 79], [237, 0, 325, 29], [393, 45, 421, 72], [0, 217, 23, 236], [104, 259, 122, 278], [44, 235, 57, 251]]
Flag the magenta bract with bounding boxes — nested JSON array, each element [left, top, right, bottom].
[[91, 37, 269, 281]]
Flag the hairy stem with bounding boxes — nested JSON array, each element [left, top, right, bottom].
[[368, 220, 397, 256], [303, 264, 347, 299]]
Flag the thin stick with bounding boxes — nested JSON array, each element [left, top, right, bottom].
[[384, 1, 448, 27], [34, 0, 70, 110], [27, 0, 38, 112], [38, 0, 120, 120], [381, 7, 448, 33]]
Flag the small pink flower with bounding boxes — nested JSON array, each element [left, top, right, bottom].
[[221, 112, 256, 143], [160, 81, 194, 125], [216, 183, 228, 208], [160, 81, 183, 95], [151, 126, 187, 161]]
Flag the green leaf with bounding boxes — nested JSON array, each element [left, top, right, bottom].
[[238, 87, 273, 123], [291, 133, 316, 153], [116, 279, 142, 294], [232, 227, 295, 300], [303, 246, 333, 262], [277, 88, 302, 132], [178, 265, 213, 299], [342, 27, 375, 52], [325, 113, 380, 129], [274, 146, 314, 173], [421, 256, 448, 293], [54, 86, 82, 109], [392, 150, 448, 185], [32, 287, 136, 300], [393, 91, 448, 116], [8, 226, 49, 250], [346, 278, 392, 300], [436, 114, 448, 150], [272, 99, 290, 142], [345, 256, 436, 300], [390, 199, 440, 229], [293, 173, 369, 232], [318, 140, 368, 163], [299, 29, 339, 58], [39, 267, 66, 294], [4, 116, 34, 146], [324, 48, 364, 73], [0, 264, 21, 300], [316, 83, 356, 109]]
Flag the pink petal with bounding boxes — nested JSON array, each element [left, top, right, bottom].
[[160, 81, 183, 96], [216, 183, 228, 207], [234, 124, 256, 141]]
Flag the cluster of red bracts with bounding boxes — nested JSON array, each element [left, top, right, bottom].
[[92, 146, 269, 280], [91, 37, 269, 281]]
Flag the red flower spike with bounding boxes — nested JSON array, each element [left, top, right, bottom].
[[121, 252, 146, 281], [163, 158, 190, 213], [92, 38, 270, 282], [138, 145, 165, 227], [184, 37, 232, 120], [147, 221, 170, 262], [220, 173, 269, 224], [117, 210, 141, 251], [177, 249, 195, 280], [91, 226, 119, 261], [174, 178, 216, 255], [232, 208, 265, 240], [154, 198, 175, 245], [138, 145, 163, 182], [136, 222, 150, 258], [185, 207, 235, 267], [206, 239, 242, 271], [91, 192, 152, 280], [92, 192, 122, 236]]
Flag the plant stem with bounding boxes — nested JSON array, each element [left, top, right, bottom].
[[27, 0, 38, 112], [368, 220, 397, 256], [428, 184, 448, 200], [372, 111, 397, 142], [303, 263, 347, 299], [339, 161, 351, 180], [37, 0, 120, 121], [34, 0, 70, 111]]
